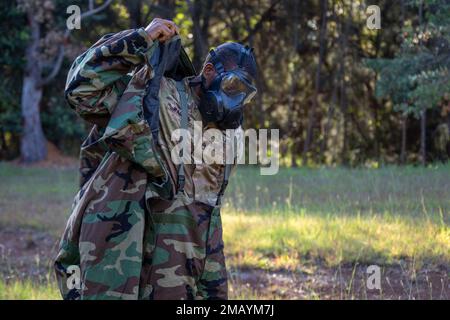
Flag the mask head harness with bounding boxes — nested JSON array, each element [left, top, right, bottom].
[[198, 45, 257, 129]]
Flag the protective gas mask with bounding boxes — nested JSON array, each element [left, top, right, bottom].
[[198, 46, 257, 129]]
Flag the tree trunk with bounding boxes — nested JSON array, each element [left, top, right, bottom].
[[291, 144, 298, 168], [302, 0, 328, 166], [341, 106, 348, 165], [320, 77, 337, 161], [0, 128, 7, 157], [399, 0, 407, 165], [400, 115, 407, 164], [420, 110, 426, 165], [125, 0, 143, 29], [373, 104, 380, 160], [189, 0, 212, 72], [21, 75, 47, 162], [21, 15, 47, 163], [337, 4, 350, 166], [243, 5, 264, 129], [289, 0, 300, 168], [417, 0, 426, 166], [19, 1, 113, 163]]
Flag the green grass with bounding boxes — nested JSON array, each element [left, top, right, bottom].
[[0, 276, 277, 300], [0, 280, 60, 300], [0, 279, 268, 300], [0, 162, 449, 298], [220, 165, 450, 269], [0, 163, 78, 234], [225, 165, 450, 222], [222, 211, 449, 269]]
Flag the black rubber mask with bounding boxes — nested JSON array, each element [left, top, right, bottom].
[[198, 47, 257, 130]]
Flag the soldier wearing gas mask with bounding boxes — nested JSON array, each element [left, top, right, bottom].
[[194, 44, 257, 130], [54, 18, 257, 300]]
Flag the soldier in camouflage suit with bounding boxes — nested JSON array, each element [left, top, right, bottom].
[[54, 18, 257, 300]]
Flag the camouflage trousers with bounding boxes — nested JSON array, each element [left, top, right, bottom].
[[54, 155, 227, 300], [140, 194, 227, 299]]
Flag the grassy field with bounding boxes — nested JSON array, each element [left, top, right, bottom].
[[225, 165, 449, 269], [0, 279, 60, 300], [0, 162, 449, 299]]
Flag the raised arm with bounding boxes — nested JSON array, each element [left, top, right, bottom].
[[65, 18, 178, 127], [65, 28, 157, 126]]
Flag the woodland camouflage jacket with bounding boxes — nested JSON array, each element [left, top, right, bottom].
[[54, 28, 238, 299]]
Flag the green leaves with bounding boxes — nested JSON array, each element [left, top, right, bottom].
[[369, 1, 450, 118]]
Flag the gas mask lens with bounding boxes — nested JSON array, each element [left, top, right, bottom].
[[221, 74, 248, 95], [220, 71, 257, 105], [243, 89, 256, 105]]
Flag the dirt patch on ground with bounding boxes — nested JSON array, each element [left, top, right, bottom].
[[231, 264, 449, 299], [0, 227, 448, 300], [0, 227, 59, 282], [9, 142, 78, 169]]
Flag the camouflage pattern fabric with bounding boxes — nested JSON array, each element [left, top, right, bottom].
[[139, 194, 227, 299], [65, 28, 169, 182], [54, 29, 234, 300]]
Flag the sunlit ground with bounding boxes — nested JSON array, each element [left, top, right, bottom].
[[0, 163, 449, 299]]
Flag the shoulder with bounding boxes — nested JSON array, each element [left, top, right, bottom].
[[159, 77, 197, 112], [159, 77, 182, 108], [158, 77, 181, 119]]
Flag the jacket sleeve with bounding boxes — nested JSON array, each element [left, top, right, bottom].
[[66, 29, 173, 192], [65, 28, 157, 127]]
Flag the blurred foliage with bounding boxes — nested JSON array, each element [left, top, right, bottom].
[[368, 0, 450, 117], [0, 2, 26, 159], [0, 0, 449, 164]]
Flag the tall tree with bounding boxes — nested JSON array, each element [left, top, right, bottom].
[[400, 0, 408, 164], [302, 0, 328, 165], [338, 0, 350, 165], [418, 0, 426, 165], [187, 0, 214, 71], [17, 0, 112, 163], [369, 0, 450, 165]]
